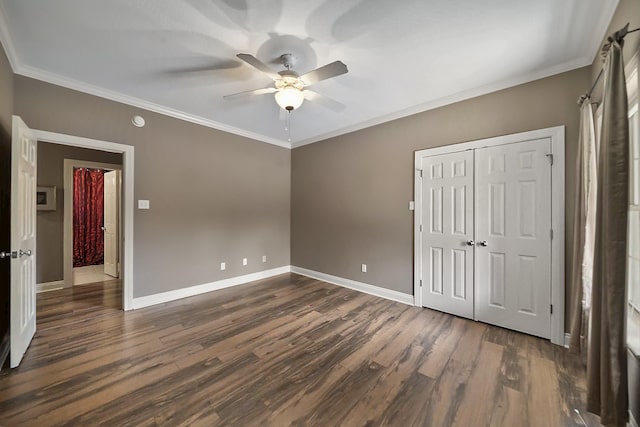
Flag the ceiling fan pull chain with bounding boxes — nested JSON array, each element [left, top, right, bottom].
[[287, 111, 292, 142]]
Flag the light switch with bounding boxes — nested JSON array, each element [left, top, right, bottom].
[[138, 200, 150, 209], [409, 201, 415, 211], [220, 262, 226, 271], [361, 264, 367, 273], [243, 258, 248, 266]]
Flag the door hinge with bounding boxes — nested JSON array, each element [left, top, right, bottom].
[[417, 169, 423, 178], [550, 304, 553, 314], [419, 224, 423, 232], [550, 229, 554, 240], [420, 279, 423, 287], [545, 153, 554, 165]]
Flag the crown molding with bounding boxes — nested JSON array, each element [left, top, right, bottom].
[[588, 0, 620, 64], [297, 2, 619, 148], [15, 64, 292, 149], [0, 2, 18, 71], [12, 56, 590, 151], [291, 55, 592, 148], [0, 1, 618, 150], [0, 1, 291, 149]]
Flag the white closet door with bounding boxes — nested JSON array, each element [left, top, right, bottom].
[[475, 138, 552, 338], [420, 150, 474, 319]]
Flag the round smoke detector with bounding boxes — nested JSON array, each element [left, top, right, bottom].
[[131, 115, 145, 127]]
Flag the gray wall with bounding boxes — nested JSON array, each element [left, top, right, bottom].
[[0, 44, 10, 135], [36, 142, 122, 283], [291, 66, 590, 311], [0, 34, 14, 353], [14, 76, 291, 298]]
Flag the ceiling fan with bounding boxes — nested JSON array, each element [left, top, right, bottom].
[[224, 53, 348, 112]]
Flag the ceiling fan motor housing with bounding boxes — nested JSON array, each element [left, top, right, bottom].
[[276, 73, 303, 89], [279, 53, 297, 69]]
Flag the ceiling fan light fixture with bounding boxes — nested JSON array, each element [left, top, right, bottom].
[[275, 86, 304, 111]]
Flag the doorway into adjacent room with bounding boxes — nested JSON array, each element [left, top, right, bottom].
[[9, 117, 135, 368], [63, 160, 122, 289]]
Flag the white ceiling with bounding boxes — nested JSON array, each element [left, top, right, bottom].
[[0, 0, 619, 148]]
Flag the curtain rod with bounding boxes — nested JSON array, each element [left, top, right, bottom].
[[586, 24, 639, 98]]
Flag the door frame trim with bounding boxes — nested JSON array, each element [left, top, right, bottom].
[[413, 125, 565, 345], [63, 159, 122, 289], [35, 130, 134, 311]]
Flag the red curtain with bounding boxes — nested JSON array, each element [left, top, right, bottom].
[[73, 168, 105, 267]]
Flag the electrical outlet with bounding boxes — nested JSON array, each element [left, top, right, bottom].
[[262, 255, 267, 263], [361, 264, 367, 273], [220, 262, 226, 271], [243, 258, 248, 266]]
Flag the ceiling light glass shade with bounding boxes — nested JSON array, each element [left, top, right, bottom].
[[275, 86, 304, 111]]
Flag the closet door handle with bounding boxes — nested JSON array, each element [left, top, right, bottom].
[[465, 240, 475, 246], [478, 240, 488, 247]]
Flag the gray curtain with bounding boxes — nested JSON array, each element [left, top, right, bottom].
[[570, 96, 597, 356], [587, 34, 629, 427]]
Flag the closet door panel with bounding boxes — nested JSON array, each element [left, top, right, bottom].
[[475, 139, 552, 339], [419, 151, 474, 319]]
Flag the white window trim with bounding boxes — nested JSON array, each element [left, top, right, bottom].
[[625, 52, 640, 357]]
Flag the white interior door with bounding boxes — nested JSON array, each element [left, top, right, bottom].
[[10, 116, 37, 368], [103, 170, 119, 278], [475, 138, 552, 339], [419, 150, 475, 319]]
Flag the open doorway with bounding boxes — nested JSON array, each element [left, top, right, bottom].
[[36, 145, 123, 309], [34, 128, 135, 313], [63, 160, 122, 289], [8, 117, 134, 368]]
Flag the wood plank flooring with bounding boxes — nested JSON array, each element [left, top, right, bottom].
[[0, 273, 599, 426]]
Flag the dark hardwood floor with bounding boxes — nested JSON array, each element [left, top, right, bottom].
[[0, 273, 598, 426]]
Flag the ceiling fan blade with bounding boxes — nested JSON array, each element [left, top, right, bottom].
[[303, 90, 346, 112], [299, 61, 348, 86], [163, 60, 242, 75], [236, 53, 281, 80], [223, 87, 277, 99]]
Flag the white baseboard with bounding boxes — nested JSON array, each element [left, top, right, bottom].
[[37, 280, 65, 293], [131, 266, 292, 309], [290, 266, 415, 306]]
